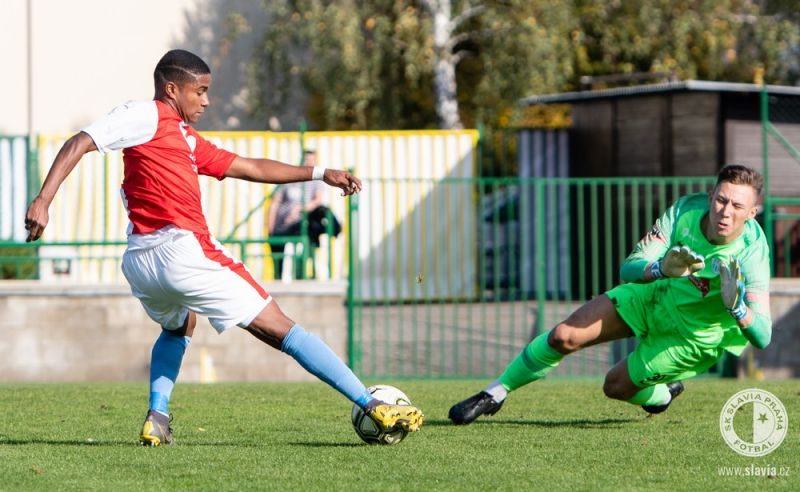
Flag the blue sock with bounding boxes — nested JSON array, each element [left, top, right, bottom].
[[281, 324, 373, 408], [149, 330, 191, 415]]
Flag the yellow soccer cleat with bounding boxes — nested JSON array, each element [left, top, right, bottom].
[[367, 402, 425, 433], [139, 411, 175, 446]]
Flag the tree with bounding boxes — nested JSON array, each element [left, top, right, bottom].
[[246, 1, 438, 130], [242, 0, 800, 131], [419, 0, 485, 129], [570, 0, 800, 85]]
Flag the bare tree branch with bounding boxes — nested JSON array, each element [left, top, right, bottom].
[[444, 22, 521, 53], [451, 48, 476, 65], [446, 23, 520, 51], [444, 31, 473, 52], [449, 3, 487, 32]]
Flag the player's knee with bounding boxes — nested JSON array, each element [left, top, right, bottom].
[[246, 304, 295, 350], [602, 378, 623, 400], [548, 324, 580, 353], [184, 311, 197, 336], [168, 311, 197, 338], [602, 374, 634, 400]]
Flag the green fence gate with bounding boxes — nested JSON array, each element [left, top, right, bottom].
[[347, 176, 717, 379], [762, 87, 800, 276], [0, 135, 36, 279]]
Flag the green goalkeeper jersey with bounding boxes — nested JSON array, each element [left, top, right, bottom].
[[620, 193, 772, 355]]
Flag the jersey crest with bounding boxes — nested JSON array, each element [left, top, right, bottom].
[[688, 276, 711, 297]]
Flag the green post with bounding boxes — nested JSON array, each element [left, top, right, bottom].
[[534, 180, 546, 335], [26, 135, 41, 279], [346, 171, 359, 371], [299, 118, 307, 164], [239, 240, 247, 265], [298, 118, 309, 278], [26, 135, 40, 208], [326, 208, 334, 277], [477, 120, 485, 177], [760, 85, 773, 272]]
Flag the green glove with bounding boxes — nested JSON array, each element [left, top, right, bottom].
[[720, 257, 747, 321]]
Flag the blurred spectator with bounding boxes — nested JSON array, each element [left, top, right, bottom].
[[268, 150, 340, 279]]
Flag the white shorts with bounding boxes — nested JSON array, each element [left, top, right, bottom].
[[121, 229, 271, 332]]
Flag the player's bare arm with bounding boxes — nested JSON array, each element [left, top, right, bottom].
[[225, 156, 362, 195], [25, 131, 97, 242]]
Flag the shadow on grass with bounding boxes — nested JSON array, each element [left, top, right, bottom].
[[422, 417, 637, 429], [0, 437, 259, 447], [288, 441, 364, 448], [0, 438, 134, 446]]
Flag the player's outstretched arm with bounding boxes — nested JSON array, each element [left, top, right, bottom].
[[225, 157, 362, 196], [25, 132, 97, 242], [620, 199, 682, 282], [720, 257, 772, 349]]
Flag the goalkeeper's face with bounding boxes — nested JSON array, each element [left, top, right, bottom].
[[706, 182, 758, 244]]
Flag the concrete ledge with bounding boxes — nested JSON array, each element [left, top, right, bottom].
[[1, 278, 798, 381], [754, 278, 800, 379], [0, 280, 348, 297], [0, 281, 348, 382], [768, 278, 800, 295]]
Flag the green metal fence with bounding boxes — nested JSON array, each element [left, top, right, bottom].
[[0, 135, 33, 242], [3, 117, 794, 380], [347, 176, 718, 379], [762, 87, 800, 276], [0, 237, 311, 282]]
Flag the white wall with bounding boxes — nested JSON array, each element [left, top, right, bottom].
[[0, 0, 282, 135], [0, 1, 29, 135]]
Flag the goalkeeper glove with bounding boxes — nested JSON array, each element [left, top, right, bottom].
[[720, 257, 747, 321], [651, 245, 705, 278]]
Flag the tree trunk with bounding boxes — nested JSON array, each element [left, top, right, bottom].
[[429, 1, 463, 129]]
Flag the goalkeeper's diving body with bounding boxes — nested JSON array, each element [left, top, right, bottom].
[[450, 164, 771, 424]]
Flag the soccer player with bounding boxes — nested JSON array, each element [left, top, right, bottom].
[[24, 49, 423, 445], [449, 165, 771, 424]]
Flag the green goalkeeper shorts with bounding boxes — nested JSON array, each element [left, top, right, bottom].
[[607, 282, 723, 388]]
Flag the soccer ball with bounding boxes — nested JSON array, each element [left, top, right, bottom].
[[351, 385, 412, 445]]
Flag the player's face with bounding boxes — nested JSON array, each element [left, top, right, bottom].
[[706, 181, 758, 244], [173, 73, 211, 123]]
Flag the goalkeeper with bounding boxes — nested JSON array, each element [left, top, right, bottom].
[[450, 164, 772, 424]]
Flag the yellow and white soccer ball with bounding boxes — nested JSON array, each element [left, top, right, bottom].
[[351, 385, 412, 445]]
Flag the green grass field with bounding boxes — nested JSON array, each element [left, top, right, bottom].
[[0, 379, 797, 491]]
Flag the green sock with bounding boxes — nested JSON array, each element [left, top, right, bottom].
[[499, 330, 564, 391], [626, 383, 670, 406]]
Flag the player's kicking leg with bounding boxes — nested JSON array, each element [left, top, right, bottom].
[[449, 294, 633, 425], [246, 302, 424, 433]]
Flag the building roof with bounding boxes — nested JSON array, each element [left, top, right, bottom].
[[520, 80, 800, 105]]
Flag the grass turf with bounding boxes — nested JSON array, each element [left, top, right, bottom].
[[0, 379, 797, 491]]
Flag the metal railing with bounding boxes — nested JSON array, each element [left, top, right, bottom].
[[762, 87, 800, 276], [346, 176, 720, 378], [0, 236, 312, 282]]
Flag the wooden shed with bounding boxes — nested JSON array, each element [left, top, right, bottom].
[[520, 80, 800, 197]]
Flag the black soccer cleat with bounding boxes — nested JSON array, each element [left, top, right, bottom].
[[448, 391, 505, 425], [642, 381, 685, 415], [139, 410, 175, 446]]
